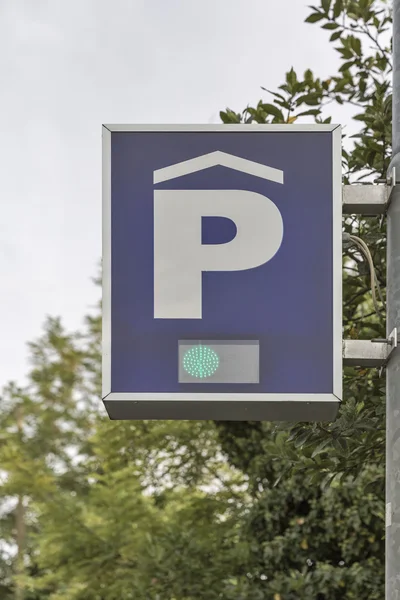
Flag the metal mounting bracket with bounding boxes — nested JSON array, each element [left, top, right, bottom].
[[342, 168, 396, 216], [386, 167, 396, 214], [343, 327, 397, 368]]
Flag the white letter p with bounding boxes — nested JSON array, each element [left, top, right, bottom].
[[154, 189, 283, 319]]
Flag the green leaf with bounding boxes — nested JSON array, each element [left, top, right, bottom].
[[333, 437, 349, 453], [321, 0, 332, 12], [311, 438, 332, 458], [351, 37, 362, 56], [297, 109, 321, 116], [334, 78, 347, 92], [338, 48, 354, 59], [333, 0, 343, 18], [286, 67, 298, 89], [294, 430, 313, 449], [220, 111, 230, 124], [339, 60, 355, 72], [322, 472, 337, 490], [330, 30, 342, 41], [304, 69, 314, 81], [261, 87, 286, 101], [296, 93, 321, 106], [305, 12, 325, 23], [260, 103, 284, 121], [287, 427, 302, 442], [322, 22, 340, 30], [273, 466, 291, 487], [220, 110, 241, 124], [273, 99, 291, 109]]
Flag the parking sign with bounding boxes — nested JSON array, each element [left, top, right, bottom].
[[102, 124, 342, 421]]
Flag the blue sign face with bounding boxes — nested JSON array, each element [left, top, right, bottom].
[[102, 125, 342, 421]]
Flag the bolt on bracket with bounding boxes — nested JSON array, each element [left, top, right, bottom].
[[342, 168, 396, 216], [343, 328, 397, 369]]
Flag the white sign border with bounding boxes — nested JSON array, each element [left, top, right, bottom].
[[102, 124, 342, 417]]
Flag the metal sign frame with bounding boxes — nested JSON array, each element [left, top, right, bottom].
[[102, 124, 342, 421]]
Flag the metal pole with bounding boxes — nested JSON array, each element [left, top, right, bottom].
[[386, 1, 400, 596]]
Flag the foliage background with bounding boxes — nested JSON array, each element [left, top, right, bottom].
[[0, 1, 392, 598]]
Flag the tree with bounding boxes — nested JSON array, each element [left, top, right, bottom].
[[215, 0, 391, 595], [218, 0, 390, 477], [24, 420, 248, 600], [0, 1, 393, 598], [0, 314, 100, 599]]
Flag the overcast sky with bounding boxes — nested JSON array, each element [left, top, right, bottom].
[[0, 0, 356, 389]]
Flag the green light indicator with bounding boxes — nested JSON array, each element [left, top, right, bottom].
[[182, 345, 220, 379]]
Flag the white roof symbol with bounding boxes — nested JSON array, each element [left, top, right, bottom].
[[153, 151, 284, 185]]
